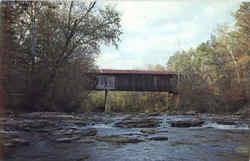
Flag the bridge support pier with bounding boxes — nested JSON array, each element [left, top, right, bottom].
[[172, 93, 180, 109], [104, 90, 111, 112]]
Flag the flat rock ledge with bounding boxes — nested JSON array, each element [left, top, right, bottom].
[[95, 135, 144, 144], [114, 118, 159, 128], [170, 120, 205, 128], [149, 136, 168, 141]]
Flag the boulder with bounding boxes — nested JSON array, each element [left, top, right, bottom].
[[140, 129, 169, 134], [56, 136, 80, 143], [80, 128, 98, 136], [114, 118, 159, 128], [140, 129, 157, 134], [170, 120, 204, 128], [149, 136, 168, 141], [10, 138, 30, 146], [216, 120, 237, 125], [123, 132, 144, 136]]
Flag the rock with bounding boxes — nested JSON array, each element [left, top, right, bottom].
[[114, 118, 159, 128], [146, 112, 162, 117], [56, 136, 80, 143], [11, 138, 30, 146], [53, 128, 97, 137], [185, 111, 198, 115], [15, 120, 57, 132], [140, 129, 168, 134], [216, 120, 237, 125], [234, 146, 248, 156], [52, 129, 76, 136], [4, 143, 15, 147], [81, 128, 97, 136], [234, 103, 250, 116], [77, 139, 95, 144], [149, 136, 168, 141], [170, 120, 204, 128], [123, 132, 144, 136], [66, 120, 88, 126], [140, 129, 157, 134], [157, 130, 168, 133], [75, 155, 89, 161], [95, 135, 144, 144]]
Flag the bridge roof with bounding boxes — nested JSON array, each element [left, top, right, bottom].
[[94, 69, 176, 75]]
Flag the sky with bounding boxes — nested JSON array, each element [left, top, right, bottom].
[[96, 0, 244, 70]]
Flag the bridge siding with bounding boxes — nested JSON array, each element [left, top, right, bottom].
[[96, 73, 177, 93]]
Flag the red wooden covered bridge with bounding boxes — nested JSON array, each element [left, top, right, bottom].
[[92, 69, 177, 93], [90, 69, 178, 112]]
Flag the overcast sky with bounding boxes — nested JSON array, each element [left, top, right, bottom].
[[96, 0, 244, 70]]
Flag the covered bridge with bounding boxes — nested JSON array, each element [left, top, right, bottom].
[[91, 69, 178, 112], [93, 69, 177, 93]]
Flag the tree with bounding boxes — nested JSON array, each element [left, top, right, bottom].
[[233, 2, 249, 98], [165, 2, 249, 113], [6, 0, 122, 111]]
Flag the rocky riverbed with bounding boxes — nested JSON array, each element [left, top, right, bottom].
[[0, 112, 249, 161]]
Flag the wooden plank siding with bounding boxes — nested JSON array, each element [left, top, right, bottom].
[[93, 69, 177, 93]]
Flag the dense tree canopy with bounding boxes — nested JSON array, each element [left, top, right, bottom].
[[3, 0, 122, 111], [166, 2, 249, 113]]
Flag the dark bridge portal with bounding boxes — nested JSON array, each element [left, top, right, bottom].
[[95, 69, 177, 93], [93, 69, 178, 112]]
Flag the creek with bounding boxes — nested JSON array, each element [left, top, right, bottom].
[[1, 112, 249, 161]]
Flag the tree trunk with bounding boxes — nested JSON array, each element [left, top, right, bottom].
[[0, 4, 9, 112]]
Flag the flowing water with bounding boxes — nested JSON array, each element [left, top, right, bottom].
[[84, 114, 249, 161], [2, 113, 249, 161]]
